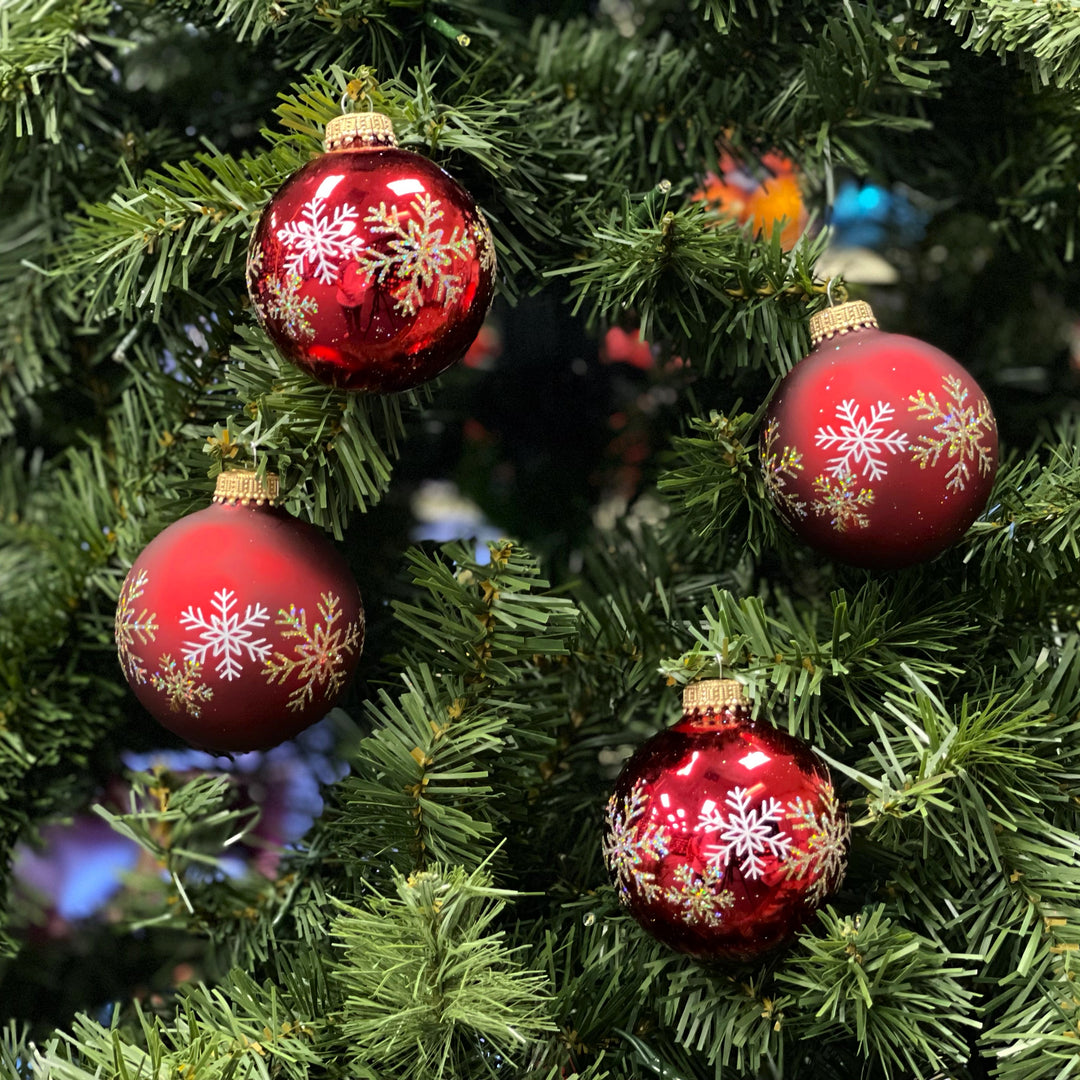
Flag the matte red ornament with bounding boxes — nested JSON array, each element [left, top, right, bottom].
[[602, 680, 848, 962], [247, 111, 496, 393], [114, 471, 364, 753], [760, 301, 998, 569]]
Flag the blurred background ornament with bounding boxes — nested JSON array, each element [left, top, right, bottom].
[[693, 150, 808, 248]]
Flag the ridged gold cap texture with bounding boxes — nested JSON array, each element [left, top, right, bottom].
[[324, 111, 398, 151], [808, 300, 878, 347], [682, 679, 749, 712], [212, 470, 280, 506]]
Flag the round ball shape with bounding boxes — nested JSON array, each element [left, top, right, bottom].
[[247, 146, 496, 393], [761, 323, 997, 569], [115, 500, 364, 752], [602, 705, 848, 962]]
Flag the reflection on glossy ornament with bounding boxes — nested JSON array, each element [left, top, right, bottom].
[[602, 680, 848, 962], [247, 111, 496, 393], [115, 471, 364, 752], [760, 301, 998, 569]]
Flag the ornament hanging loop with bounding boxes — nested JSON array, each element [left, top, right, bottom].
[[341, 71, 380, 115], [825, 276, 847, 307]]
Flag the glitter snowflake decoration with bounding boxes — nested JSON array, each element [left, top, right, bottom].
[[815, 399, 909, 483], [761, 418, 807, 519], [698, 787, 792, 880], [277, 195, 366, 285], [263, 592, 363, 711], [785, 784, 850, 904], [664, 863, 735, 927], [150, 654, 214, 718], [471, 214, 497, 277], [358, 194, 476, 316], [908, 375, 995, 492], [812, 468, 874, 532], [246, 246, 266, 320], [603, 781, 670, 901], [180, 588, 271, 681], [266, 271, 319, 340], [115, 569, 159, 684]]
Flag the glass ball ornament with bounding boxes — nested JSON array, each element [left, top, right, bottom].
[[247, 111, 497, 393], [760, 300, 998, 569], [602, 680, 849, 962], [114, 471, 364, 752]]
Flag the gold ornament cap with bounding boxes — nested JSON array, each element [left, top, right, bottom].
[[324, 111, 398, 151], [682, 678, 750, 712], [808, 300, 878, 347], [212, 469, 280, 506]]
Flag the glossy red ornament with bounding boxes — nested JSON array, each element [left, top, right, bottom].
[[247, 111, 497, 393], [602, 680, 848, 962], [114, 471, 364, 753], [760, 301, 997, 569]]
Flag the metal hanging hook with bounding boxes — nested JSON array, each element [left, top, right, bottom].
[[826, 276, 840, 307]]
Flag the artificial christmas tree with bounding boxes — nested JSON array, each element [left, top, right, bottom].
[[3, 4, 1080, 1080]]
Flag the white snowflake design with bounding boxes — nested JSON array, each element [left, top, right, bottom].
[[698, 787, 792, 880], [180, 588, 272, 681], [908, 374, 996, 492], [266, 271, 319, 340], [357, 193, 476, 316], [664, 863, 735, 928], [603, 780, 670, 902], [761, 418, 807, 520], [812, 468, 874, 532], [785, 784, 850, 905], [815, 399, 909, 483], [115, 568, 159, 684], [276, 195, 366, 285]]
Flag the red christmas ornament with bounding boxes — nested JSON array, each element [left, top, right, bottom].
[[247, 111, 497, 393], [760, 301, 998, 569], [114, 471, 364, 753], [602, 680, 848, 962]]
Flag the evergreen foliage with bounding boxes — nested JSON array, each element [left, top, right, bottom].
[[3, 1, 1080, 1078]]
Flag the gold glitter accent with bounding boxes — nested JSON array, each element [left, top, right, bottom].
[[682, 679, 749, 712], [808, 301, 878, 346], [212, 470, 280, 506], [324, 112, 398, 151]]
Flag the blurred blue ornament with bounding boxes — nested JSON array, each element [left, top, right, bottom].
[[14, 817, 140, 921], [829, 180, 930, 249], [13, 716, 351, 932]]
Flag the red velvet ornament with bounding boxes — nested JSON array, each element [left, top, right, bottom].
[[114, 471, 364, 753], [246, 111, 496, 393], [760, 301, 998, 569], [602, 680, 848, 962]]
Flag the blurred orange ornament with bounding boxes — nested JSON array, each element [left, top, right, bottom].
[[694, 150, 808, 248]]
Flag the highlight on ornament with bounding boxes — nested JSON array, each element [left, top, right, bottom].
[[247, 107, 497, 394], [602, 679, 849, 962], [114, 470, 364, 753], [760, 298, 998, 569]]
